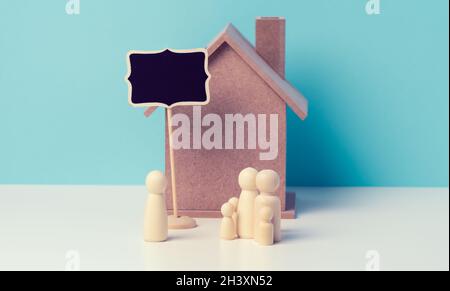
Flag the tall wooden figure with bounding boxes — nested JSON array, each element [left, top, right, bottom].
[[144, 171, 168, 242], [237, 167, 259, 239]]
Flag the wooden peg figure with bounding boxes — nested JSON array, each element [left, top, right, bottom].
[[237, 167, 259, 239], [228, 197, 239, 238], [254, 170, 282, 242], [220, 203, 236, 240], [255, 207, 274, 246], [144, 171, 168, 242]]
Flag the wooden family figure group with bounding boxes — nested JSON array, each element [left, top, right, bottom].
[[142, 167, 281, 246], [220, 167, 281, 246]]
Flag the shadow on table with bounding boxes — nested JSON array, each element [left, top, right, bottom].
[[282, 228, 318, 242], [295, 188, 367, 217]]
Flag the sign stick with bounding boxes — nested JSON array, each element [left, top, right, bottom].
[[166, 108, 179, 217], [166, 108, 197, 229]]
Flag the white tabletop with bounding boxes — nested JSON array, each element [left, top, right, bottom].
[[0, 186, 448, 271]]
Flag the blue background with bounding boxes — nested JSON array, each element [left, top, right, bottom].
[[0, 0, 448, 187]]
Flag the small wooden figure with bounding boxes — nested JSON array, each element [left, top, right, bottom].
[[237, 167, 259, 239], [228, 197, 239, 237], [220, 202, 236, 240], [255, 207, 274, 246], [144, 171, 168, 242], [254, 169, 282, 242]]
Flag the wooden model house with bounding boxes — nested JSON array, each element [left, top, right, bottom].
[[145, 17, 308, 218]]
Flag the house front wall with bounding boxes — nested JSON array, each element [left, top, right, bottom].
[[165, 43, 287, 214]]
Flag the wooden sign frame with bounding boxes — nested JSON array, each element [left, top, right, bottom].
[[125, 48, 211, 109]]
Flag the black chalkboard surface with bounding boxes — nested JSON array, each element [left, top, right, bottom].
[[126, 49, 210, 108]]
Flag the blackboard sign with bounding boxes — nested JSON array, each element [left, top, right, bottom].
[[126, 48, 211, 108]]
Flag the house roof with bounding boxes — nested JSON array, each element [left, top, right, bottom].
[[145, 23, 308, 120]]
